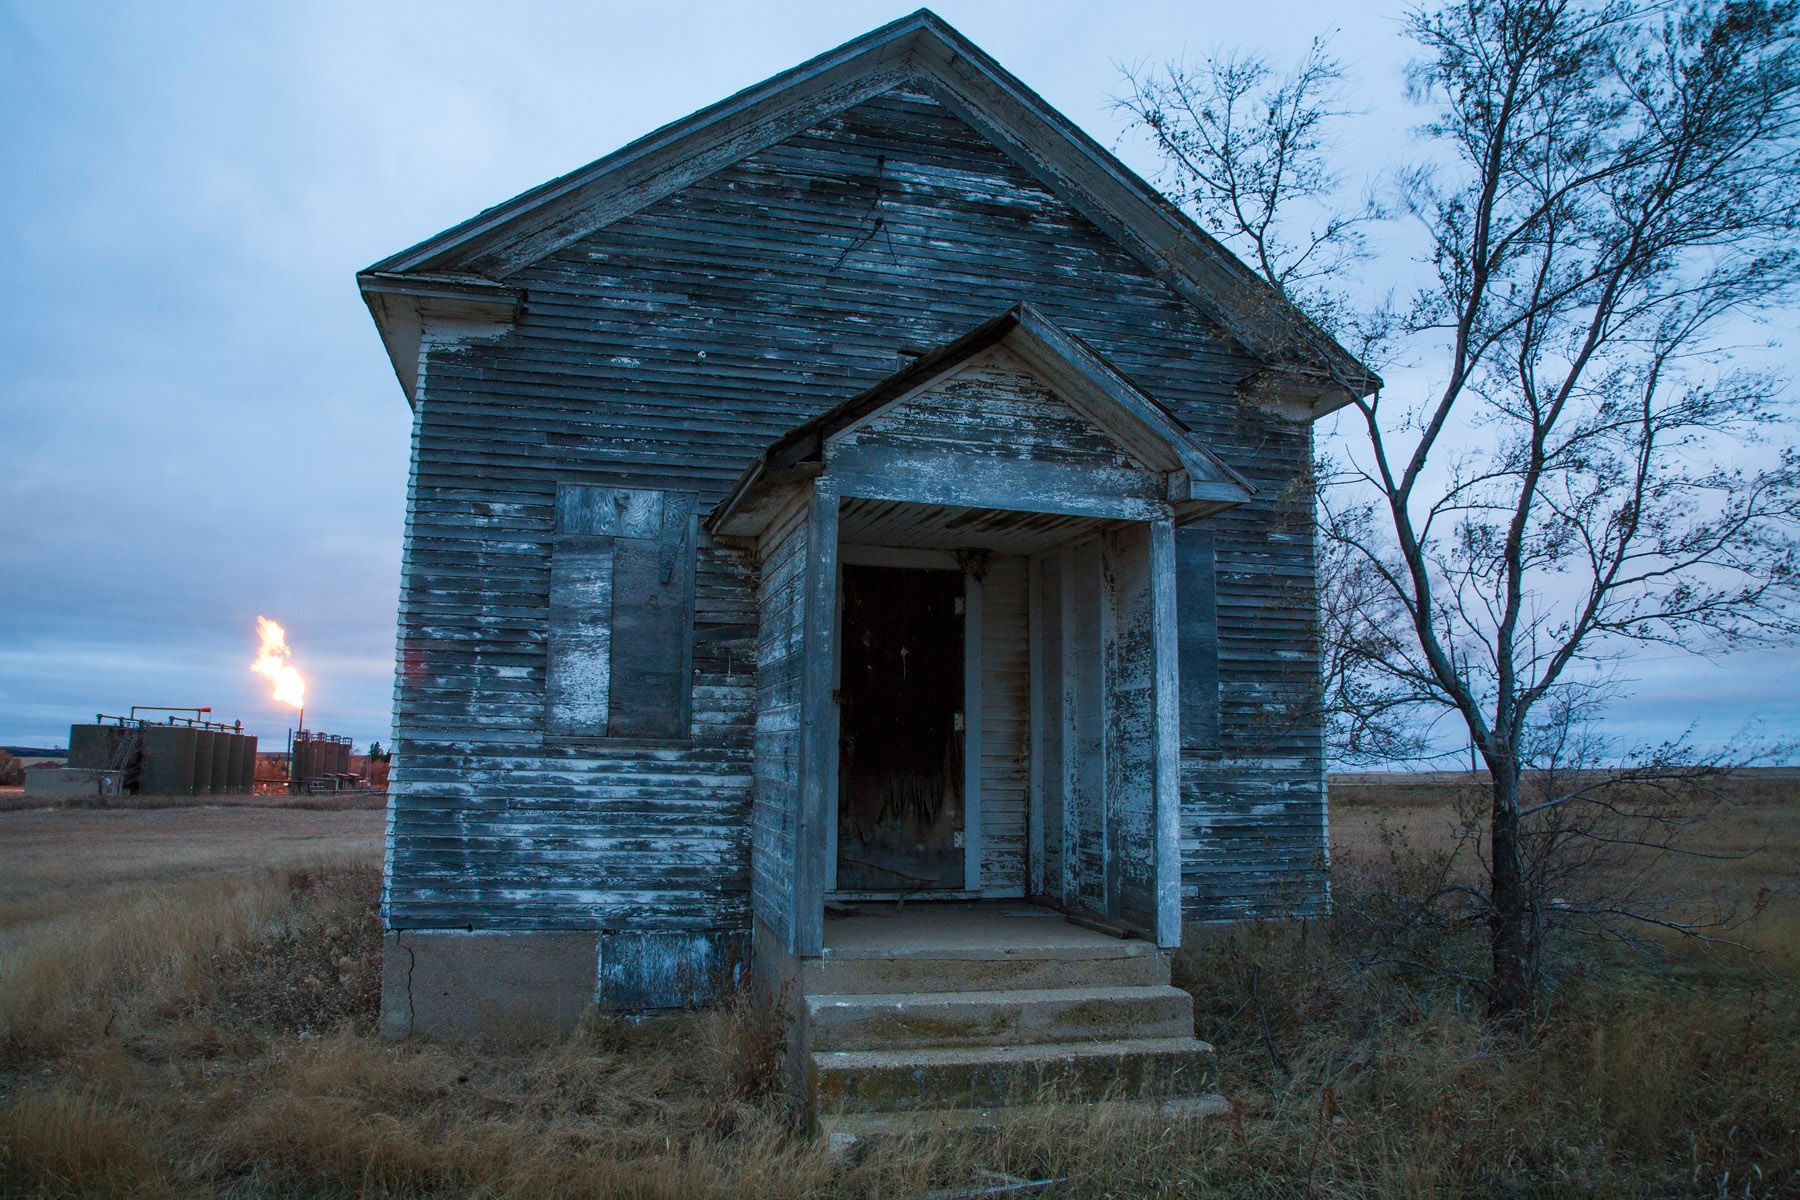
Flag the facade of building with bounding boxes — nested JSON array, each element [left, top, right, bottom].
[[362, 11, 1372, 1045]]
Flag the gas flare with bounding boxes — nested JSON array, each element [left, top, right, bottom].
[[250, 616, 306, 709]]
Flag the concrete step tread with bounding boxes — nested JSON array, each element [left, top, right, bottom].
[[815, 1035, 1213, 1071], [807, 984, 1192, 1011], [821, 1094, 1232, 1139], [802, 946, 1171, 996], [806, 983, 1196, 1052], [819, 941, 1157, 962], [817, 935, 1152, 964]]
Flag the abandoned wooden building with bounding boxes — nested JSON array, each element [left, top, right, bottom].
[[361, 10, 1373, 1121]]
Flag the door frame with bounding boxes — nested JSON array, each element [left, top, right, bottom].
[[827, 543, 983, 896]]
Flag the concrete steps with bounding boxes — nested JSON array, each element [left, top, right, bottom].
[[802, 940, 1168, 995], [819, 1094, 1232, 1139], [801, 908, 1220, 1126], [807, 984, 1196, 1051], [815, 1036, 1218, 1113]]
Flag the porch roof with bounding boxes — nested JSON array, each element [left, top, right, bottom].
[[707, 304, 1255, 538]]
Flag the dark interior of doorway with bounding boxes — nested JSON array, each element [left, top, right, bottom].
[[836, 563, 964, 893]]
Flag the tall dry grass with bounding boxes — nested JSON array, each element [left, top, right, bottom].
[[1, 836, 1796, 1196], [0, 867, 295, 1057]]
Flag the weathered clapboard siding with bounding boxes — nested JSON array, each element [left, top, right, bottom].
[[1102, 523, 1158, 932], [823, 362, 1166, 520], [979, 553, 1030, 895], [386, 81, 1326, 935], [1180, 500, 1328, 919], [1029, 553, 1065, 901], [839, 350, 1142, 469], [750, 494, 808, 947], [1065, 539, 1106, 913], [385, 481, 757, 928]]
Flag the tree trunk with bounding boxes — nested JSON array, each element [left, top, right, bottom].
[[1488, 754, 1532, 1016]]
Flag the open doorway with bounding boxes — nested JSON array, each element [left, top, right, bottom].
[[835, 563, 965, 893]]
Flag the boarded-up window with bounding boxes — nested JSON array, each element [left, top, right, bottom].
[[1175, 526, 1221, 754], [547, 486, 697, 739]]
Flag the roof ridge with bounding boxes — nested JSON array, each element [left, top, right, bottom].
[[360, 11, 1378, 412]]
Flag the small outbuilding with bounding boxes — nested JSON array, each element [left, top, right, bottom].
[[362, 10, 1373, 1121]]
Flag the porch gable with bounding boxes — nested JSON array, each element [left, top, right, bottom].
[[709, 304, 1255, 540]]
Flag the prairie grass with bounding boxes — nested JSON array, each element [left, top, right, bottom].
[[1, 782, 1796, 1198], [0, 868, 295, 1056]]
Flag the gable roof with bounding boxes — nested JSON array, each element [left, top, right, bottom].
[[359, 9, 1376, 415], [707, 304, 1255, 537]]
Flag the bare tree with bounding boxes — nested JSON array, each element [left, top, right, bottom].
[[1123, 0, 1800, 1014], [1122, 37, 1380, 329]]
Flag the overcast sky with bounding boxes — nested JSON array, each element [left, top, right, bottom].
[[1, 1, 1793, 760]]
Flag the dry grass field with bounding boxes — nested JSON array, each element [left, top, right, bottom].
[[1330, 769, 1800, 945], [0, 775, 1795, 1198], [0, 800, 383, 954]]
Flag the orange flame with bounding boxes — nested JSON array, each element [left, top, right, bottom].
[[251, 616, 306, 709]]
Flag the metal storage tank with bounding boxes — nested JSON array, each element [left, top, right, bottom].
[[191, 730, 215, 796], [291, 733, 314, 788], [239, 734, 258, 790], [208, 731, 232, 793], [68, 723, 115, 769], [334, 739, 350, 777], [68, 723, 143, 792], [223, 734, 245, 794], [140, 725, 197, 795]]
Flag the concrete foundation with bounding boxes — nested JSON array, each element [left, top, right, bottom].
[[380, 931, 598, 1040], [750, 917, 816, 1100], [380, 927, 750, 1039], [22, 767, 121, 797]]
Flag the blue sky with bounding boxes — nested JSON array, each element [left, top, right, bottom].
[[1, 1, 1793, 760]]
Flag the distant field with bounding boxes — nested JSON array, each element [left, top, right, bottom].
[[1332, 764, 1800, 806], [0, 786, 384, 814], [1330, 767, 1800, 940], [0, 803, 383, 953]]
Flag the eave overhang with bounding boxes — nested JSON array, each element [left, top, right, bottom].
[[357, 272, 522, 405]]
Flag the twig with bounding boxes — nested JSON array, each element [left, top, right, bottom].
[[1249, 967, 1290, 1076], [922, 1171, 1062, 1200], [1208, 994, 1255, 1043]]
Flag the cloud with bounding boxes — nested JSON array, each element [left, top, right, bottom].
[[0, 1, 1789, 768]]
